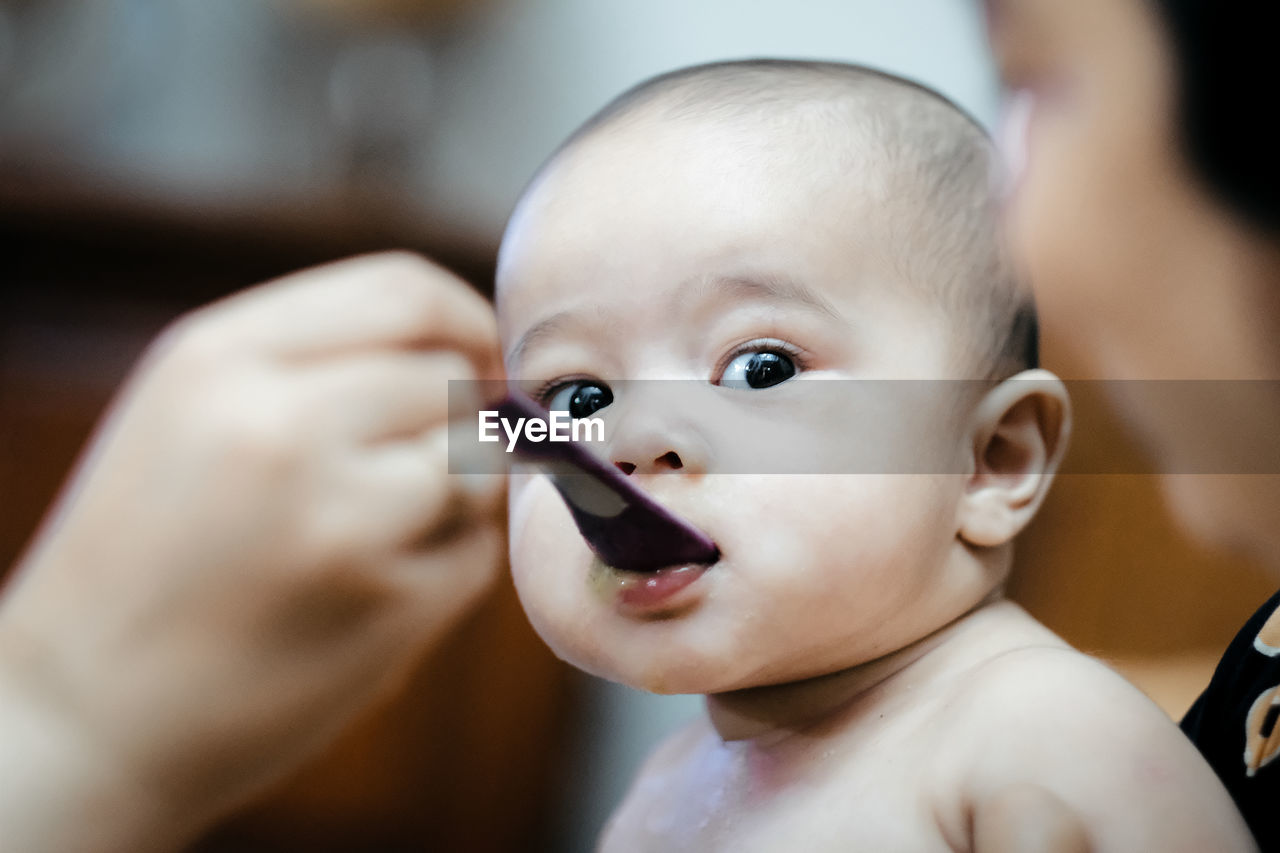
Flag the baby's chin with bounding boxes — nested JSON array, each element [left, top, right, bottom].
[[523, 612, 801, 696], [578, 649, 761, 696]]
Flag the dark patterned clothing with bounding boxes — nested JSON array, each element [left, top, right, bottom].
[[1182, 589, 1280, 851]]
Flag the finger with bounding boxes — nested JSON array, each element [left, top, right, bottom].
[[299, 350, 489, 442], [193, 252, 502, 377], [342, 427, 507, 549], [302, 520, 504, 703], [383, 520, 505, 636]]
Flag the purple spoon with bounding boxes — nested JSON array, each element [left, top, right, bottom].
[[495, 392, 720, 572]]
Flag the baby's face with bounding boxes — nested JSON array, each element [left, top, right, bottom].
[[497, 119, 990, 694]]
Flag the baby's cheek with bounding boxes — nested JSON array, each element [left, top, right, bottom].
[[508, 476, 574, 559], [752, 476, 951, 598], [507, 482, 589, 627]]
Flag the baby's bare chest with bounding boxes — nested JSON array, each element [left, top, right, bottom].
[[601, 726, 967, 853]]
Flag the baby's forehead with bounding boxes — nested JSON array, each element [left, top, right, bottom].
[[500, 140, 918, 329], [500, 113, 900, 272], [554, 102, 898, 192], [497, 72, 1012, 357]]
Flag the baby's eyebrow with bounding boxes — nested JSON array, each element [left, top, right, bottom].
[[506, 310, 579, 370], [506, 274, 843, 370], [699, 275, 844, 321]]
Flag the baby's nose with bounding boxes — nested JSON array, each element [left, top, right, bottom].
[[615, 451, 683, 475]]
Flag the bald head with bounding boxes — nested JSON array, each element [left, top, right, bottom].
[[506, 59, 1036, 378]]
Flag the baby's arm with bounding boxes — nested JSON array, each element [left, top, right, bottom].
[[943, 647, 1256, 853], [972, 783, 1091, 853]]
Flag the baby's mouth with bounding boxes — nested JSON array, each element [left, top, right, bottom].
[[589, 560, 712, 614], [553, 477, 719, 572], [497, 393, 721, 572]]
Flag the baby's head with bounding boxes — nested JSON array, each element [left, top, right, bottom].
[[496, 60, 1068, 694]]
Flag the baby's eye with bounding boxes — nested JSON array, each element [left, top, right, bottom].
[[544, 380, 613, 418], [719, 350, 797, 390]]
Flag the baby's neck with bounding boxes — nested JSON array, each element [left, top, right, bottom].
[[705, 591, 1008, 745]]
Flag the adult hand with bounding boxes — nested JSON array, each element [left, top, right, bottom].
[[0, 252, 506, 852]]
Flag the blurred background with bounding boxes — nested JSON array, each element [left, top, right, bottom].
[[1, 1, 1272, 850]]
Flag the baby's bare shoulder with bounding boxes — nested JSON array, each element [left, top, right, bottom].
[[930, 645, 1255, 852], [944, 642, 1157, 724]]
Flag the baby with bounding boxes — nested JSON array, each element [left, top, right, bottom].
[[494, 60, 1254, 851]]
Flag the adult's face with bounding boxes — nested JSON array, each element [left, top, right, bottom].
[[984, 0, 1280, 559]]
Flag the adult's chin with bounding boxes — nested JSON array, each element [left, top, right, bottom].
[[1161, 473, 1280, 574]]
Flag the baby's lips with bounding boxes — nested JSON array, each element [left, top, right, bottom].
[[495, 392, 720, 571]]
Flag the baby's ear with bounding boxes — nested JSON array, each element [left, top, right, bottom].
[[958, 369, 1072, 548]]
